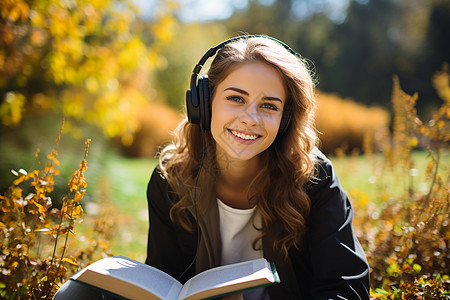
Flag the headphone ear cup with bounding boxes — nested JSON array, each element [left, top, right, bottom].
[[198, 76, 211, 130], [186, 75, 201, 125]]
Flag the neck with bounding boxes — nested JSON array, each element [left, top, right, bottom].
[[215, 154, 262, 209]]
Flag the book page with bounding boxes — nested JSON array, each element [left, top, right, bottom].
[[73, 256, 183, 300], [178, 258, 274, 300]]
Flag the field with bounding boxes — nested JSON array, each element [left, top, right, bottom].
[[103, 156, 157, 261], [1, 68, 449, 299]]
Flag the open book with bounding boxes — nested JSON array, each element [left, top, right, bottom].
[[71, 255, 279, 300]]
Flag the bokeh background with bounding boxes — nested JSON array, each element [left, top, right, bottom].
[[0, 0, 449, 298]]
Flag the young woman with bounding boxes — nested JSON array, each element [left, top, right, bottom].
[[145, 36, 370, 299]]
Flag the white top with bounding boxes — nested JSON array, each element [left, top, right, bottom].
[[217, 199, 270, 300]]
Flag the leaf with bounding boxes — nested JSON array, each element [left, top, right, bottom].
[[62, 258, 78, 266], [47, 152, 60, 166], [31, 200, 46, 214], [412, 264, 422, 273]]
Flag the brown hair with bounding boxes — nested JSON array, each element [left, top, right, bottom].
[[159, 36, 318, 258]]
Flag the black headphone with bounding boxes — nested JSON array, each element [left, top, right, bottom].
[[185, 35, 298, 135]]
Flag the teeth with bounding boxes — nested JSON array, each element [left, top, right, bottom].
[[231, 130, 258, 140]]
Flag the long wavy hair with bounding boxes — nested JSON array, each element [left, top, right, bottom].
[[159, 36, 319, 258]]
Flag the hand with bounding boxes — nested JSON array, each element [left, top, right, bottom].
[[221, 292, 244, 300]]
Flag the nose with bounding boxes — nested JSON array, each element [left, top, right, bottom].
[[238, 104, 259, 127]]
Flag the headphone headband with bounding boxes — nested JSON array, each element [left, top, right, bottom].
[[192, 35, 298, 77]]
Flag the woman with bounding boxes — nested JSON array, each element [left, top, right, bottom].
[[146, 35, 370, 299]]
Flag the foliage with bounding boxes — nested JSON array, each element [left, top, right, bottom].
[[316, 92, 390, 155], [0, 0, 178, 145], [117, 102, 182, 157], [347, 65, 450, 298], [152, 22, 229, 109], [0, 132, 115, 299]]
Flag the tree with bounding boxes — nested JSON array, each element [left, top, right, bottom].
[[0, 0, 178, 145], [220, 0, 448, 117]]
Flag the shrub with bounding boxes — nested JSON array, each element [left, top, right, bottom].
[[117, 102, 182, 157], [0, 133, 114, 299], [316, 92, 390, 155], [349, 65, 450, 298]]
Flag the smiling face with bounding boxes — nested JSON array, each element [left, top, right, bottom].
[[210, 62, 286, 163]]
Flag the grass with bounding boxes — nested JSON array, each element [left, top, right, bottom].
[[331, 151, 444, 205], [102, 155, 158, 262]]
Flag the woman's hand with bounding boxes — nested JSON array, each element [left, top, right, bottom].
[[221, 292, 244, 300]]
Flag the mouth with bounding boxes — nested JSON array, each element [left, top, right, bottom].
[[228, 129, 261, 141]]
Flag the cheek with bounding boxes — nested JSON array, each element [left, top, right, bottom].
[[263, 114, 283, 133], [210, 102, 227, 139], [211, 102, 238, 126]]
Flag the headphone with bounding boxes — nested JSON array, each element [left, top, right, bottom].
[[185, 35, 298, 135]]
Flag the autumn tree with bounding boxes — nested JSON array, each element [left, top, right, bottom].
[[0, 0, 177, 145]]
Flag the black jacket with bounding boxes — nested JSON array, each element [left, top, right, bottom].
[[145, 149, 370, 299]]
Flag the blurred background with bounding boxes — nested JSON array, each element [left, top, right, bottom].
[[0, 0, 449, 267]]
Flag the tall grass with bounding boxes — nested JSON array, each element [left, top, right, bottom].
[[0, 133, 114, 299], [353, 67, 450, 299]]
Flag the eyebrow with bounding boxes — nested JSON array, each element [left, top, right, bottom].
[[224, 87, 283, 103]]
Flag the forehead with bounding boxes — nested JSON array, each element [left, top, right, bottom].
[[217, 62, 286, 97]]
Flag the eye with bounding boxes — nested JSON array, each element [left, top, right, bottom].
[[226, 95, 244, 103], [261, 102, 279, 111]]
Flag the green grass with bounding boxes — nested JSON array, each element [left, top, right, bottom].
[[331, 151, 447, 203], [101, 156, 158, 262]]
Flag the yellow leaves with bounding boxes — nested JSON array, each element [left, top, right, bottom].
[[0, 0, 29, 22], [118, 37, 148, 70], [2, 0, 179, 146], [150, 0, 178, 45], [66, 139, 89, 223], [62, 91, 85, 119], [432, 63, 450, 104], [354, 69, 450, 297], [152, 15, 177, 44], [390, 75, 422, 168], [0, 92, 26, 126], [47, 151, 60, 166], [316, 91, 390, 154], [85, 77, 100, 94], [47, 4, 76, 39], [31, 200, 46, 214], [62, 257, 78, 266], [409, 137, 418, 147], [350, 188, 369, 207], [12, 169, 39, 186], [62, 203, 84, 220], [29, 8, 46, 27], [412, 263, 422, 273], [0, 134, 96, 298]]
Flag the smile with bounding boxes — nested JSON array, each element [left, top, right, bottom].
[[229, 129, 260, 141]]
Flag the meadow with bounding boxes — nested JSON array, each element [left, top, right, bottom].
[[0, 68, 448, 299]]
